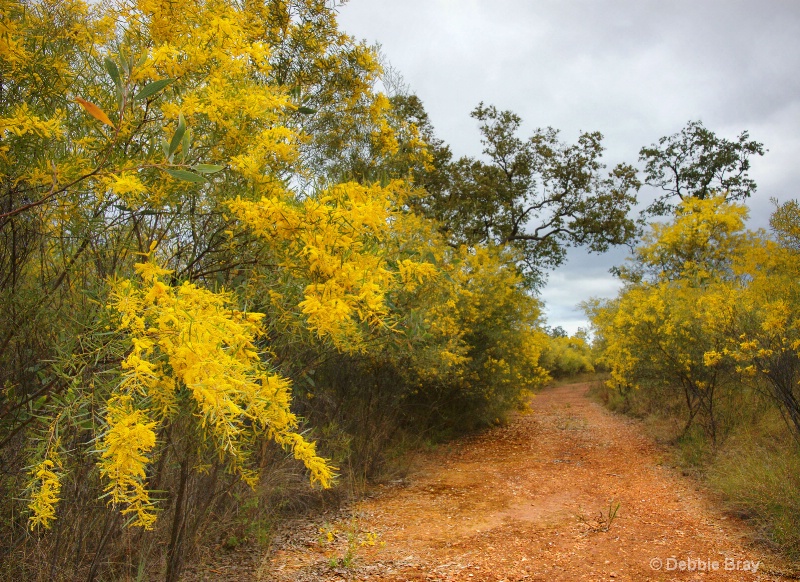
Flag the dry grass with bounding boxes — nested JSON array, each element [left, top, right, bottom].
[[708, 412, 800, 561]]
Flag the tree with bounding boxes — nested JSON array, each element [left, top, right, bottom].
[[417, 103, 640, 287], [639, 120, 765, 216], [616, 195, 750, 285], [590, 196, 752, 442], [770, 197, 800, 251], [717, 200, 800, 441]]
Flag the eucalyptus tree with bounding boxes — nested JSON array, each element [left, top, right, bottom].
[[414, 103, 641, 287]]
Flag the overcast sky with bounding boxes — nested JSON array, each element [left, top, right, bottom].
[[338, 1, 800, 334]]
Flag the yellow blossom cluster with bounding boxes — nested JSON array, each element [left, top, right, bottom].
[[107, 259, 333, 524], [99, 395, 158, 528], [229, 181, 400, 349], [27, 455, 62, 530]]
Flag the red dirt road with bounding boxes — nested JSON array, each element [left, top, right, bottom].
[[248, 383, 794, 581]]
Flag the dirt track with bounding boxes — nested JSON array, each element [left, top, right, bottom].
[[213, 382, 795, 581]]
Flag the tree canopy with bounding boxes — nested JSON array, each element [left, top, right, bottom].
[[412, 103, 640, 286], [639, 119, 765, 216]]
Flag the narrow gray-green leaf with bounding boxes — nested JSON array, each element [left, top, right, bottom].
[[181, 127, 191, 162], [104, 57, 121, 88], [133, 78, 175, 101], [297, 106, 317, 115], [192, 164, 225, 174], [163, 168, 205, 183], [168, 113, 186, 157], [118, 48, 130, 75]]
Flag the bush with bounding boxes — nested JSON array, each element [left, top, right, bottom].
[[0, 2, 552, 578], [540, 334, 595, 378]]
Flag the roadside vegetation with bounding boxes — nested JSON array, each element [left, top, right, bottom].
[[587, 195, 800, 561]]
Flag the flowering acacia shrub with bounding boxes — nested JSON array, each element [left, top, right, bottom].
[[589, 195, 800, 441], [587, 195, 800, 558], [1, 2, 549, 574]]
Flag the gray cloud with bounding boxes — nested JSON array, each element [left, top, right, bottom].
[[339, 0, 800, 334]]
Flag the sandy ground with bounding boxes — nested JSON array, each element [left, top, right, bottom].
[[191, 382, 798, 581]]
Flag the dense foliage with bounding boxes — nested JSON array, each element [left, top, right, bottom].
[[0, 0, 559, 578]]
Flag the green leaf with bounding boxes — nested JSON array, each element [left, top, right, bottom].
[[133, 78, 175, 101], [168, 113, 186, 158], [181, 127, 191, 162], [161, 137, 170, 161], [104, 57, 121, 88], [192, 164, 225, 174], [289, 86, 302, 100], [163, 168, 205, 183], [118, 47, 130, 75], [423, 251, 438, 266], [297, 106, 317, 115]]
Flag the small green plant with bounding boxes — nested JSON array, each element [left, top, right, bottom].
[[318, 522, 336, 545], [578, 499, 621, 533], [600, 499, 621, 532]]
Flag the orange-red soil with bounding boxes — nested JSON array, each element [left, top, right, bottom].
[[196, 382, 797, 581]]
